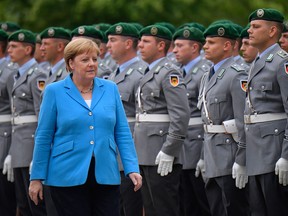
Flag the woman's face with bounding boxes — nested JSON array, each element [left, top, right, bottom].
[[69, 51, 98, 81]]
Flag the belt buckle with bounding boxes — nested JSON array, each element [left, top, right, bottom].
[[244, 115, 251, 124]]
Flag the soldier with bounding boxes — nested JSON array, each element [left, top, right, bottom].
[[71, 25, 113, 79], [198, 23, 249, 216], [135, 24, 190, 216], [95, 23, 118, 72], [279, 21, 288, 52], [106, 22, 146, 216], [34, 33, 50, 74], [239, 25, 258, 67], [0, 29, 17, 216], [245, 8, 288, 216], [172, 27, 211, 216], [4, 29, 47, 215], [39, 27, 70, 86]]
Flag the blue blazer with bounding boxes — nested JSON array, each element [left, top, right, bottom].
[[30, 75, 139, 186]]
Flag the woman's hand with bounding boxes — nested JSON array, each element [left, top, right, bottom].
[[29, 180, 44, 205], [128, 172, 142, 192]]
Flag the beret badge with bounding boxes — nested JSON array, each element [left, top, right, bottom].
[[78, 27, 85, 35], [48, 28, 55, 37], [151, 26, 158, 35], [18, 33, 25, 41], [183, 29, 190, 38], [217, 27, 225, 36], [115, 25, 123, 34], [257, 9, 264, 18]]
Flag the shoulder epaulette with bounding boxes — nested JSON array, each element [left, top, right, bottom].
[[266, 53, 274, 62], [277, 50, 288, 58], [231, 64, 245, 72]]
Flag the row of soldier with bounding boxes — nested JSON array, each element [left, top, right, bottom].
[[0, 7, 288, 216]]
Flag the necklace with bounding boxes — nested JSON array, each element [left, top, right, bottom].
[[80, 82, 94, 94]]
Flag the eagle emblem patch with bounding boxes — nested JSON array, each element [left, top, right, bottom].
[[170, 75, 179, 87], [240, 80, 247, 92]]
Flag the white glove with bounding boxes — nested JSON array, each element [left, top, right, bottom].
[[232, 162, 248, 189], [29, 161, 33, 175], [195, 159, 207, 182], [2, 155, 14, 182], [275, 158, 288, 186], [155, 151, 174, 176]]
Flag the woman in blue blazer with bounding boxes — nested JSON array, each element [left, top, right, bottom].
[[28, 38, 142, 216]]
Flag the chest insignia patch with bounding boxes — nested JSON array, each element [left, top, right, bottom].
[[240, 80, 248, 92], [37, 79, 46, 91], [285, 63, 288, 75]]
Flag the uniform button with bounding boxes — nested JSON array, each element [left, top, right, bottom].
[[12, 129, 14, 133], [159, 130, 163, 135], [249, 87, 252, 90], [88, 112, 92, 116], [13, 95, 16, 99], [32, 134, 34, 138], [140, 93, 143, 96], [90, 141, 94, 145], [215, 98, 218, 102], [275, 129, 278, 133], [89, 126, 94, 130], [261, 86, 265, 90], [120, 95, 122, 98], [151, 92, 154, 96], [22, 93, 26, 96], [197, 135, 201, 138], [186, 93, 189, 97], [226, 139, 230, 143], [246, 127, 249, 131], [3, 132, 7, 136]]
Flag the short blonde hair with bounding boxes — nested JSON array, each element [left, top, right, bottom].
[[64, 38, 100, 72]]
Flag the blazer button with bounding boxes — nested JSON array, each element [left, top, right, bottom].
[[88, 112, 92, 116], [90, 141, 94, 145], [89, 126, 94, 130]]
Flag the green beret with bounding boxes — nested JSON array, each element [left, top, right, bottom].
[[139, 25, 172, 41], [71, 25, 103, 40], [211, 19, 234, 26], [94, 23, 111, 32], [204, 23, 239, 40], [249, 8, 284, 23], [106, 22, 139, 38], [154, 22, 176, 34], [1, 22, 20, 33], [0, 30, 8, 41], [40, 27, 71, 40], [8, 29, 36, 44], [173, 27, 205, 43], [177, 22, 206, 32], [240, 25, 250, 39]]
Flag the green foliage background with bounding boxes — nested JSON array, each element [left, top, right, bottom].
[[0, 0, 287, 32]]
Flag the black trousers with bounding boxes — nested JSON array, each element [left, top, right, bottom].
[[179, 169, 211, 216], [50, 157, 120, 216], [205, 175, 250, 216], [120, 171, 143, 216], [249, 172, 288, 216], [43, 185, 58, 216], [0, 169, 16, 216], [140, 164, 182, 216], [14, 167, 46, 216]]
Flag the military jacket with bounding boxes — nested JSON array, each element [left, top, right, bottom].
[[134, 57, 190, 165], [245, 44, 288, 175]]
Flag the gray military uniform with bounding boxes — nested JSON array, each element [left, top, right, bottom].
[[101, 54, 117, 72], [0, 59, 13, 168], [8, 62, 47, 168], [134, 57, 190, 165], [97, 61, 113, 79], [245, 44, 288, 175], [45, 60, 68, 87], [181, 59, 209, 169], [199, 57, 247, 178]]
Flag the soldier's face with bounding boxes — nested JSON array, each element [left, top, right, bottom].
[[107, 35, 127, 63], [240, 38, 258, 63], [138, 36, 159, 64], [40, 38, 59, 63], [279, 32, 288, 52], [203, 37, 226, 64], [7, 41, 29, 65], [248, 20, 271, 50], [69, 51, 98, 80], [173, 39, 195, 65]]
